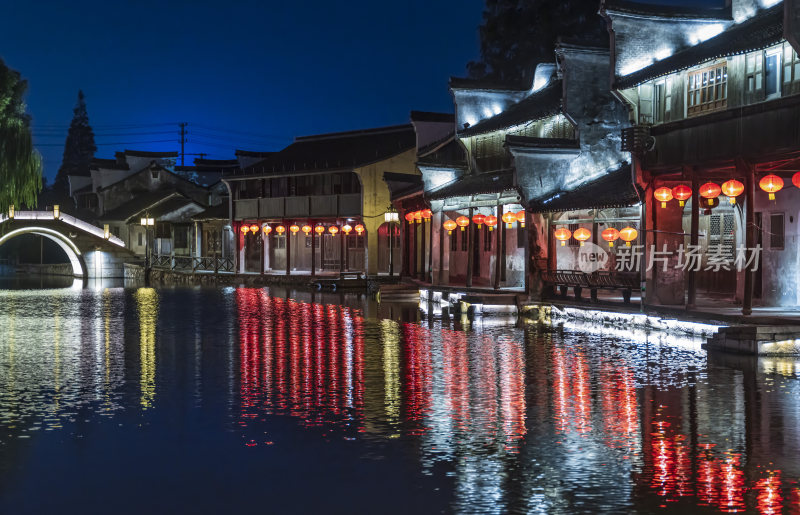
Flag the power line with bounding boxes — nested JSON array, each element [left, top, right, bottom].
[[35, 139, 178, 147]]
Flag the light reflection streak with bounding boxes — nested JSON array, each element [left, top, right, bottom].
[[136, 288, 158, 409]]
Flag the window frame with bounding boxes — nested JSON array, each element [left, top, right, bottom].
[[687, 62, 728, 117]]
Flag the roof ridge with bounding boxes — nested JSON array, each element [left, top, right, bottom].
[[294, 123, 413, 142]]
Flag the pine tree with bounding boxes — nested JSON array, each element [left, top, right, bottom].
[[467, 0, 608, 84], [54, 90, 96, 194], [0, 58, 42, 214]]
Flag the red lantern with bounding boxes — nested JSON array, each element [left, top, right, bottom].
[[354, 224, 365, 235], [302, 225, 312, 235], [792, 171, 800, 189], [759, 174, 784, 200], [263, 225, 272, 235], [654, 187, 673, 208], [721, 179, 744, 204], [240, 225, 250, 234], [405, 212, 415, 224], [421, 209, 432, 221], [275, 225, 286, 235], [502, 211, 516, 228], [573, 227, 591, 246], [455, 216, 470, 231], [289, 224, 300, 234], [249, 224, 259, 234], [619, 227, 638, 247], [601, 227, 620, 247], [315, 225, 325, 235], [413, 210, 423, 224], [516, 210, 526, 228], [672, 185, 692, 207], [699, 182, 721, 206], [342, 224, 352, 235], [443, 219, 457, 235], [484, 215, 498, 232], [329, 225, 339, 235], [554, 227, 571, 246], [472, 213, 486, 228]]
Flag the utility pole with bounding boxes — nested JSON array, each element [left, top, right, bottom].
[[179, 122, 188, 166]]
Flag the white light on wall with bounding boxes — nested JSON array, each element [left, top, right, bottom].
[[492, 103, 502, 115], [760, 0, 781, 8], [688, 23, 725, 45], [483, 107, 493, 118], [654, 47, 673, 61], [620, 58, 655, 76], [465, 116, 477, 127]]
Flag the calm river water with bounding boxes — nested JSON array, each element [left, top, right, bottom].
[[0, 278, 798, 514]]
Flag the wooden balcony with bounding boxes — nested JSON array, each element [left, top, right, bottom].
[[234, 194, 362, 220]]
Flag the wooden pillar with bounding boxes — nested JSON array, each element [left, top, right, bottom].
[[320, 227, 326, 274], [437, 211, 445, 285], [345, 232, 350, 272], [285, 223, 291, 276], [339, 226, 345, 274], [494, 205, 502, 290], [739, 157, 755, 316], [419, 219, 426, 281], [687, 169, 699, 310], [466, 207, 474, 288], [260, 230, 265, 275], [501, 208, 507, 282], [311, 225, 316, 277], [403, 217, 410, 276]]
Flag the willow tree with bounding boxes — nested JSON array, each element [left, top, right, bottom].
[[0, 58, 42, 215]]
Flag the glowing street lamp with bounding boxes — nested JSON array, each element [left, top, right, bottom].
[[53, 205, 60, 219]]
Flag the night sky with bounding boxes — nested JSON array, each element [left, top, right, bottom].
[[3, 0, 723, 181]]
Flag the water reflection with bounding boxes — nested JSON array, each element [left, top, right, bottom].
[[0, 285, 798, 513]]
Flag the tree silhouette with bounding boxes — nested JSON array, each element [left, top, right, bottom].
[[467, 0, 608, 85], [54, 90, 96, 194]]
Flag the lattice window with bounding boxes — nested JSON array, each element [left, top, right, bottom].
[[568, 223, 579, 247], [688, 63, 727, 116], [783, 43, 800, 88], [709, 213, 735, 258]]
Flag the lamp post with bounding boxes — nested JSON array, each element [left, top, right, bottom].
[[385, 205, 399, 277], [140, 214, 155, 276]]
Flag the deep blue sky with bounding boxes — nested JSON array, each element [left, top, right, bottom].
[[3, 0, 722, 181]]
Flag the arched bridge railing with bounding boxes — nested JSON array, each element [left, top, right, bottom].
[[0, 211, 126, 248]]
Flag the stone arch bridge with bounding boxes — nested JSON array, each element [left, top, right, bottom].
[[0, 210, 137, 280]]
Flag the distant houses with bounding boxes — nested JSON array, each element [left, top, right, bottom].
[[65, 0, 800, 314]]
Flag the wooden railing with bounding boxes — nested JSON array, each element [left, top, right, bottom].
[[151, 254, 234, 273]]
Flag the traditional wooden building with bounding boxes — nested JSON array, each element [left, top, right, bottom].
[[222, 125, 418, 276], [70, 150, 229, 266], [413, 42, 634, 299], [603, 0, 800, 312]]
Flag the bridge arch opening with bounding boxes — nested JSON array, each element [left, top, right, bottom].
[[0, 227, 86, 278]]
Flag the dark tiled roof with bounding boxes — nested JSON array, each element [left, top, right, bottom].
[[72, 184, 93, 195], [146, 196, 199, 219], [418, 136, 468, 167], [505, 135, 580, 151], [99, 190, 179, 222], [193, 158, 239, 167], [192, 202, 229, 221], [617, 4, 783, 89], [527, 163, 638, 213], [449, 76, 530, 91], [384, 172, 424, 202], [410, 111, 455, 123], [603, 0, 732, 20], [233, 124, 416, 176], [458, 81, 563, 137], [426, 171, 516, 200], [235, 150, 275, 158]]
